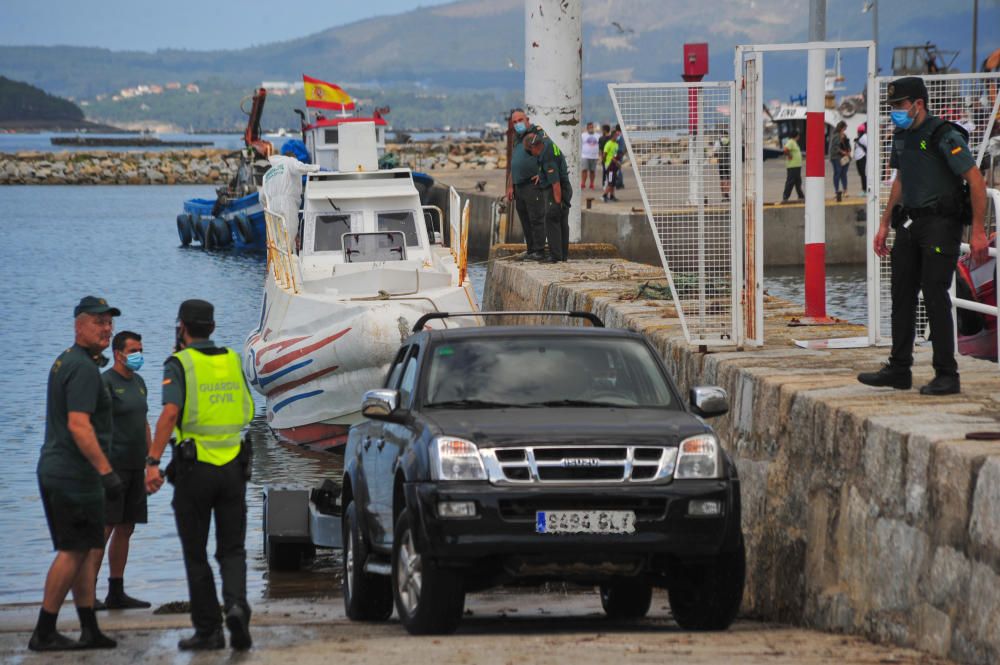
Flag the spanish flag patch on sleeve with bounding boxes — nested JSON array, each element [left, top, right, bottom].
[[951, 146, 963, 155], [162, 378, 172, 386]]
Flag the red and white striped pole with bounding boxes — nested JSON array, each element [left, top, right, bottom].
[[802, 0, 833, 323]]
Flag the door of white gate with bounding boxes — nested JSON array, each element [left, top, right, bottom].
[[736, 52, 764, 346], [609, 82, 740, 346], [872, 73, 1000, 345]]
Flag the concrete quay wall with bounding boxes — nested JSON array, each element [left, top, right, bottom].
[[483, 258, 1000, 664], [448, 186, 867, 266]]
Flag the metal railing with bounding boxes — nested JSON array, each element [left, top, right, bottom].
[[264, 208, 300, 294], [951, 187, 1000, 363]]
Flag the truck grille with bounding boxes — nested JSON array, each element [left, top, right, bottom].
[[480, 445, 677, 486]]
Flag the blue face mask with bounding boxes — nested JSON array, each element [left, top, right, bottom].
[[890, 108, 914, 130], [514, 121, 527, 134], [124, 352, 144, 372]]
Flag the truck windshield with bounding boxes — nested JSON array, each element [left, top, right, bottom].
[[424, 337, 676, 409]]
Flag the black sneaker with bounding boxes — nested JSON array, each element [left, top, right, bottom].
[[77, 627, 117, 649], [178, 629, 225, 651], [225, 606, 252, 651], [525, 251, 545, 261], [857, 363, 912, 390], [28, 630, 82, 652], [93, 598, 107, 612], [104, 591, 151, 610], [919, 374, 960, 395]]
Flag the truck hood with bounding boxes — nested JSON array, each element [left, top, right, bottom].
[[420, 407, 711, 448]]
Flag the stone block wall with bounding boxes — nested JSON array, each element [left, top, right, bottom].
[[483, 258, 1000, 664]]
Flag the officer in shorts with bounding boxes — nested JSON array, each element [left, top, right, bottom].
[[32, 296, 122, 651], [95, 330, 152, 610]]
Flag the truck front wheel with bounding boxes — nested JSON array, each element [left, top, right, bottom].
[[392, 508, 465, 634]]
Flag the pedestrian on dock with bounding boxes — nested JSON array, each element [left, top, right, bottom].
[[854, 123, 868, 196], [602, 127, 622, 203], [716, 135, 731, 201], [858, 76, 989, 395], [145, 300, 255, 651], [614, 124, 626, 189], [780, 130, 805, 203], [94, 330, 152, 611], [581, 122, 600, 190], [31, 296, 122, 651], [830, 121, 851, 202], [505, 109, 547, 259], [526, 131, 572, 262], [598, 123, 612, 185]]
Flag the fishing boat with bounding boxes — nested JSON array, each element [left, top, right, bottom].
[[175, 88, 273, 251], [242, 118, 479, 452]]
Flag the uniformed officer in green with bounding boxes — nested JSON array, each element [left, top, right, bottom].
[[95, 330, 152, 610], [32, 296, 122, 651], [145, 299, 254, 651], [859, 76, 989, 395], [525, 131, 572, 262], [505, 109, 547, 259]]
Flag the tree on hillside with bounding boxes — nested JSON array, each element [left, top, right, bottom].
[[0, 76, 85, 122]]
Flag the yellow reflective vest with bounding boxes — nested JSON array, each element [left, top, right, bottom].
[[174, 347, 254, 466]]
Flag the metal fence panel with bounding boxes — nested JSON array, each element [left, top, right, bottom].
[[609, 82, 738, 345], [874, 73, 1000, 342]]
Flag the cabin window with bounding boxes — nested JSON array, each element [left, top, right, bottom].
[[376, 128, 384, 143], [377, 211, 419, 247], [324, 129, 339, 145], [343, 232, 407, 263], [314, 214, 352, 251]]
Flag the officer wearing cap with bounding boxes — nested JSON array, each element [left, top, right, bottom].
[[31, 296, 122, 651], [145, 299, 254, 651], [525, 131, 572, 262], [859, 76, 989, 395]]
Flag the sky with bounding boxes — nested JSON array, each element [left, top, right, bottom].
[[0, 0, 456, 51]]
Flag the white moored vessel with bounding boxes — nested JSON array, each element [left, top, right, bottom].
[[243, 120, 478, 452]]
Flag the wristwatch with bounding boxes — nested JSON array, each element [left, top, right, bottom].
[[145, 456, 160, 467]]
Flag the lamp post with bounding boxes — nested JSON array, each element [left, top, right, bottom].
[[862, 0, 878, 74]]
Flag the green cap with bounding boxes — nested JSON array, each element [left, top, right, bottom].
[[74, 295, 121, 317], [178, 299, 214, 325]]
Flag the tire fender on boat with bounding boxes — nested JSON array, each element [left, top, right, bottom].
[[234, 213, 254, 245], [176, 213, 193, 246], [210, 216, 231, 248], [197, 216, 214, 249]]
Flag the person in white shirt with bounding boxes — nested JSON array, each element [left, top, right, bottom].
[[260, 147, 320, 251], [580, 122, 600, 190], [853, 123, 868, 195]]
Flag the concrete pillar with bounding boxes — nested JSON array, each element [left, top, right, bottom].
[[525, 0, 583, 242]]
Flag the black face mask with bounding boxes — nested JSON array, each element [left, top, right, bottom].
[[174, 324, 185, 353]]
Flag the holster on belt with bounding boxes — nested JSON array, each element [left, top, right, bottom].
[[238, 435, 253, 482], [890, 204, 905, 230], [165, 437, 196, 485]]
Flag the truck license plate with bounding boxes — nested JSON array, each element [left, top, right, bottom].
[[536, 510, 636, 535]]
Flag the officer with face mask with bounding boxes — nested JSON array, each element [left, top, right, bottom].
[[95, 330, 152, 611], [505, 108, 547, 259], [858, 76, 989, 395]]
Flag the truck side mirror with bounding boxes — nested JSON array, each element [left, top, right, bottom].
[[689, 386, 728, 418], [362, 389, 400, 421]]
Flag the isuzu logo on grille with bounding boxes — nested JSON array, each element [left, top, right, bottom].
[[562, 458, 601, 468]]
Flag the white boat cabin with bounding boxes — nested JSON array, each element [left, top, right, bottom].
[[304, 115, 388, 172]]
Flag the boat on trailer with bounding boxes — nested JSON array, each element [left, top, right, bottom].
[[243, 120, 478, 452]]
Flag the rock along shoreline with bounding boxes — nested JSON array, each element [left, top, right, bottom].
[[0, 141, 507, 185]]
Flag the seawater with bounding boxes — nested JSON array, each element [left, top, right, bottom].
[[0, 185, 487, 605]]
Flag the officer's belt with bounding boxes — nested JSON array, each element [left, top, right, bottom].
[[902, 205, 954, 221]]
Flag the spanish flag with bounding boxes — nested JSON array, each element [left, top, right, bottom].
[[302, 75, 355, 111]]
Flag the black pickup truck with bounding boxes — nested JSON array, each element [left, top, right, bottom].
[[341, 312, 744, 635]]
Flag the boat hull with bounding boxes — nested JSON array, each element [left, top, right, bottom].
[[244, 269, 477, 449], [180, 192, 267, 251]]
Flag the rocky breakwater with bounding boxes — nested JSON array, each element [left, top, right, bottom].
[[483, 258, 1000, 665], [389, 140, 505, 171], [0, 149, 239, 185]]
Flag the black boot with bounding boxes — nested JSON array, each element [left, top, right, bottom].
[[27, 609, 81, 652], [105, 577, 151, 610], [225, 605, 252, 651], [920, 373, 961, 395], [178, 628, 225, 651], [76, 607, 117, 649], [857, 363, 912, 390]]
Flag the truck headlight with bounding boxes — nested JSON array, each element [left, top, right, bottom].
[[674, 434, 720, 479], [430, 437, 487, 481]]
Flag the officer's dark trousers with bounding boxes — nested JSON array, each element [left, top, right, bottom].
[[172, 458, 249, 634], [514, 184, 546, 253], [542, 188, 571, 260], [889, 214, 962, 376]]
